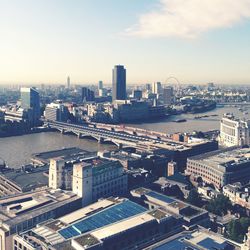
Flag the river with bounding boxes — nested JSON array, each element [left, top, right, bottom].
[[126, 106, 250, 134], [0, 106, 249, 168]]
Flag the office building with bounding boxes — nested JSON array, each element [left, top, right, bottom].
[[223, 183, 250, 210], [0, 165, 48, 196], [98, 80, 103, 90], [152, 82, 162, 95], [13, 197, 182, 250], [1, 107, 29, 123], [220, 113, 250, 147], [82, 87, 95, 102], [44, 102, 69, 122], [168, 161, 178, 176], [72, 159, 128, 206], [163, 86, 174, 105], [112, 100, 149, 123], [31, 147, 94, 165], [112, 65, 126, 101], [186, 148, 250, 189], [20, 87, 41, 126], [146, 227, 241, 250], [131, 188, 210, 228], [0, 189, 81, 249], [145, 83, 151, 91], [48, 156, 128, 206], [49, 158, 72, 190], [67, 76, 70, 89], [132, 89, 142, 99]]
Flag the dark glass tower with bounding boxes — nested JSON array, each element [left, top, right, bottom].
[[21, 87, 40, 126], [112, 65, 126, 101]]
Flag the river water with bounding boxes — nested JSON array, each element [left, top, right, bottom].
[[0, 106, 249, 168], [127, 106, 250, 134]]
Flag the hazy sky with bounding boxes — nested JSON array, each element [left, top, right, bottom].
[[1, 0, 250, 85]]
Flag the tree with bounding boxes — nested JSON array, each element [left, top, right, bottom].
[[227, 217, 250, 243], [186, 189, 202, 206], [206, 194, 232, 216]]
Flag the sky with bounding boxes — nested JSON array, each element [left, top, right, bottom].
[[1, 0, 250, 85]]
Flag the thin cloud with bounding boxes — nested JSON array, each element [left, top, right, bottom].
[[126, 0, 250, 38]]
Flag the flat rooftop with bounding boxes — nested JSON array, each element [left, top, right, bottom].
[[149, 230, 240, 250], [91, 213, 155, 240], [0, 166, 48, 191], [59, 199, 115, 225], [132, 188, 206, 219], [0, 189, 79, 227], [59, 200, 147, 239], [32, 147, 95, 164], [189, 147, 250, 170]]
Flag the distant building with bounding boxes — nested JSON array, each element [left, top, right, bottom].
[[98, 88, 107, 97], [220, 113, 250, 147], [98, 80, 103, 90], [112, 65, 126, 101], [44, 102, 69, 122], [145, 83, 151, 91], [113, 100, 149, 122], [152, 82, 162, 95], [186, 148, 250, 190], [82, 87, 95, 102], [2, 107, 29, 123], [67, 76, 70, 89], [132, 89, 142, 99], [20, 87, 41, 126], [163, 86, 174, 105]]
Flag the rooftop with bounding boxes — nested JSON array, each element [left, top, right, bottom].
[[132, 188, 207, 219], [91, 213, 155, 240], [32, 147, 95, 164], [0, 189, 79, 227], [189, 147, 250, 171], [0, 166, 48, 192], [73, 234, 100, 248], [59, 200, 147, 239], [147, 229, 241, 250]]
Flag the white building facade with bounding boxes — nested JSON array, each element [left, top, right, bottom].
[[220, 113, 250, 147]]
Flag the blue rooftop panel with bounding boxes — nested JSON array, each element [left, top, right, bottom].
[[146, 191, 175, 204], [59, 200, 147, 239], [198, 238, 227, 249]]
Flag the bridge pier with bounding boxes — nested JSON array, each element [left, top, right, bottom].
[[118, 143, 123, 150], [98, 137, 104, 144], [61, 129, 65, 134], [77, 133, 82, 138]]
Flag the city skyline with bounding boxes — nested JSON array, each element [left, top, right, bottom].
[[1, 0, 250, 85]]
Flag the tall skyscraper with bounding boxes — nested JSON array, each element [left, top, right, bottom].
[[112, 65, 126, 101], [20, 87, 41, 126], [163, 86, 174, 105], [67, 76, 70, 89], [98, 81, 103, 90], [82, 87, 95, 102], [152, 82, 162, 95]]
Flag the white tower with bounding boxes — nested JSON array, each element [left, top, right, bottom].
[[49, 158, 65, 189], [67, 76, 70, 89], [72, 162, 93, 206]]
